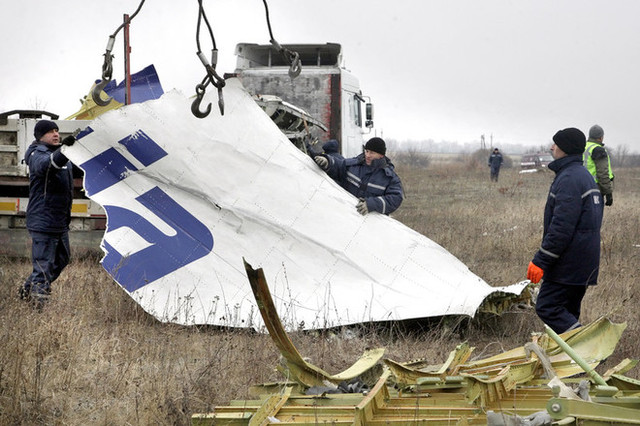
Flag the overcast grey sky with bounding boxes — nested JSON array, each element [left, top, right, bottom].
[[2, 0, 639, 151]]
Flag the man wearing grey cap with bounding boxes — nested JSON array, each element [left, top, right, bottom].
[[584, 124, 614, 207]]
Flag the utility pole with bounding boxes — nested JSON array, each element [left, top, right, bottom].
[[123, 14, 132, 105]]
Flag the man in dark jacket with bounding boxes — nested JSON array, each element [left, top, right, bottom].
[[526, 127, 603, 334], [19, 120, 76, 307], [314, 137, 403, 215], [488, 148, 504, 182], [584, 124, 614, 208]]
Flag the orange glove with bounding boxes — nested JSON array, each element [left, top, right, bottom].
[[527, 261, 544, 284]]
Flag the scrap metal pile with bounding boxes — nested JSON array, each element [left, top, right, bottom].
[[192, 263, 640, 425]]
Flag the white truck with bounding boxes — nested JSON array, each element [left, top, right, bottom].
[[232, 42, 374, 157], [0, 110, 104, 256], [0, 43, 375, 256]]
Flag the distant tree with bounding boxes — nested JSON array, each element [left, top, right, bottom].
[[385, 138, 400, 153], [525, 145, 549, 154], [460, 148, 489, 169], [29, 97, 48, 111], [629, 154, 640, 167], [611, 145, 629, 168], [391, 144, 431, 168], [501, 152, 514, 168]]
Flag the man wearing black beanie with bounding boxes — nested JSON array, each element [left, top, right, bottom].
[[19, 120, 77, 309], [526, 127, 603, 334], [314, 137, 403, 215]]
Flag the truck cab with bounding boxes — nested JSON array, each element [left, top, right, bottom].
[[232, 42, 374, 157]]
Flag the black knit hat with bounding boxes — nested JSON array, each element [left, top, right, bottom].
[[322, 139, 339, 154], [364, 137, 386, 155], [34, 120, 59, 141], [552, 128, 586, 155]]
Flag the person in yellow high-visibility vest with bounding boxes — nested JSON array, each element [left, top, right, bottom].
[[584, 125, 614, 207]]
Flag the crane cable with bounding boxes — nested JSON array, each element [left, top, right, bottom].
[[262, 0, 301, 78], [90, 0, 300, 118], [91, 0, 147, 106], [191, 0, 226, 118]]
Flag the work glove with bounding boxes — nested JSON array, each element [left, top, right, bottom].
[[527, 261, 544, 284], [61, 135, 76, 146], [356, 198, 369, 215], [314, 156, 328, 170], [604, 193, 613, 206]]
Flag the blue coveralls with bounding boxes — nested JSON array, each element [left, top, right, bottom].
[[532, 155, 603, 333], [488, 151, 503, 181], [22, 142, 74, 297], [323, 152, 404, 215]]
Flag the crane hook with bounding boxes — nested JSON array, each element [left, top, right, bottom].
[[191, 83, 212, 119], [91, 78, 113, 107], [288, 52, 301, 79], [92, 49, 114, 106]]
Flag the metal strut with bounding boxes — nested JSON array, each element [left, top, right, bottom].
[[91, 0, 147, 106]]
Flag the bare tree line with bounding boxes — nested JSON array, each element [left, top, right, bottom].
[[611, 144, 640, 167], [388, 139, 640, 168]]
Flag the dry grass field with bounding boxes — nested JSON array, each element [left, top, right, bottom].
[[1, 162, 639, 425]]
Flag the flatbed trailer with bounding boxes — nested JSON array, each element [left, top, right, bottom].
[[0, 110, 104, 257]]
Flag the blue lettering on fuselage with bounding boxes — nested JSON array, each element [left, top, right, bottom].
[[79, 128, 214, 292]]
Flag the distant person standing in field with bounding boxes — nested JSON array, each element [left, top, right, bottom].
[[527, 128, 603, 334], [584, 124, 614, 208], [314, 137, 404, 215], [19, 120, 77, 309], [488, 148, 504, 182]]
